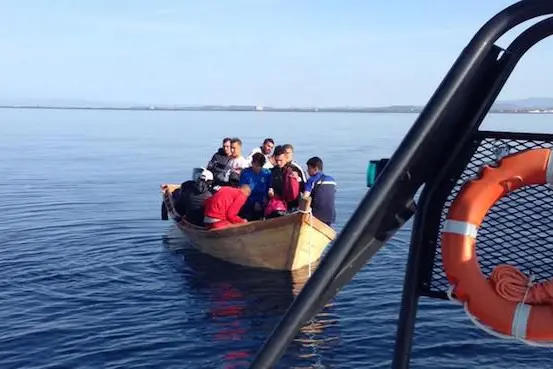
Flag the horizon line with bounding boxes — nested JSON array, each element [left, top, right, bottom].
[[1, 104, 553, 115]]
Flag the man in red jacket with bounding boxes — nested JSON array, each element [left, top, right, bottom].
[[204, 184, 252, 229]]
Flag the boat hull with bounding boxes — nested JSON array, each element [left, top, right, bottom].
[[161, 184, 336, 271]]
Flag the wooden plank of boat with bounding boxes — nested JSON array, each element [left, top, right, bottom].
[[160, 183, 336, 271]]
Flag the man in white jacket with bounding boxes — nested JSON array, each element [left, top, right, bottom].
[[246, 138, 275, 168]]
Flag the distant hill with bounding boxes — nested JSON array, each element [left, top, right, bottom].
[[2, 97, 553, 113], [493, 97, 553, 110]]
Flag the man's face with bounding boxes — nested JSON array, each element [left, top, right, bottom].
[[262, 142, 274, 155], [284, 148, 293, 162], [275, 154, 287, 168], [223, 141, 231, 156], [231, 142, 241, 157], [307, 165, 317, 177]]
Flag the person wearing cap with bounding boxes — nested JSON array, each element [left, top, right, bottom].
[[203, 184, 252, 229], [174, 168, 216, 226]]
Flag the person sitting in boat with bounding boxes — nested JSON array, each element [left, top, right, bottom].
[[266, 146, 301, 218], [207, 137, 232, 185], [246, 138, 275, 169], [282, 143, 307, 183], [302, 156, 336, 226], [174, 168, 217, 226], [222, 137, 249, 186], [239, 153, 271, 220], [204, 184, 252, 229], [282, 144, 307, 210]]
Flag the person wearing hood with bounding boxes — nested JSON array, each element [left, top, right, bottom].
[[174, 169, 217, 226], [207, 137, 232, 185]]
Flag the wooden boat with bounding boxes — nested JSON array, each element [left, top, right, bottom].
[[160, 183, 336, 271]]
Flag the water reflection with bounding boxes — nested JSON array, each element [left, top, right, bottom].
[[162, 232, 341, 368]]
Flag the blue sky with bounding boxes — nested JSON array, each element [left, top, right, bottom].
[[1, 0, 552, 106]]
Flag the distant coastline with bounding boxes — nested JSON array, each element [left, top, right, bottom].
[[1, 104, 553, 114]]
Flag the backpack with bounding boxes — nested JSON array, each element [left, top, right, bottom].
[[282, 167, 300, 203]]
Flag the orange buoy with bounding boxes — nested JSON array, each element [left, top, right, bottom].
[[441, 147, 553, 341]]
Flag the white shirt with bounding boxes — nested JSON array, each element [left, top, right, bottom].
[[246, 147, 273, 169], [229, 155, 249, 173], [223, 155, 249, 182]]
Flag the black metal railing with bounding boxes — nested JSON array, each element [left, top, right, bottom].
[[248, 1, 553, 368]]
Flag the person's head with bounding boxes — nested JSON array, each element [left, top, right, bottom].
[[198, 168, 214, 184], [222, 137, 232, 156], [251, 152, 266, 174], [230, 137, 242, 158], [240, 184, 252, 197], [282, 144, 294, 163], [273, 145, 287, 168], [261, 138, 275, 155], [306, 156, 323, 177]]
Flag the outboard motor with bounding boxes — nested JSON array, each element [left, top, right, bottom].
[[192, 167, 204, 181]]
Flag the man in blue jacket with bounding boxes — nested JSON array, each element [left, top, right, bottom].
[[239, 152, 271, 220], [302, 156, 336, 226]]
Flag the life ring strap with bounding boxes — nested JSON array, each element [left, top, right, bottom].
[[512, 303, 531, 339], [443, 219, 478, 238], [546, 149, 553, 184]]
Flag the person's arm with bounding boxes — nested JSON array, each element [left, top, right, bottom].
[[302, 177, 315, 199], [298, 166, 307, 183], [227, 193, 248, 223], [206, 153, 217, 171], [262, 172, 271, 204], [267, 170, 274, 197], [239, 169, 249, 186]]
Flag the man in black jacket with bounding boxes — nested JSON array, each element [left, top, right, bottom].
[[206, 137, 232, 185]]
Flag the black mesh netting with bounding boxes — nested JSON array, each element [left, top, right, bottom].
[[426, 135, 553, 298]]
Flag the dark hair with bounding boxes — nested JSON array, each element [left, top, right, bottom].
[[222, 137, 231, 144], [306, 156, 323, 171], [273, 145, 285, 157], [230, 137, 242, 146], [251, 152, 266, 166], [282, 144, 294, 152], [263, 138, 274, 145]]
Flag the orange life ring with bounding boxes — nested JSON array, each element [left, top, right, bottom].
[[441, 147, 553, 341]]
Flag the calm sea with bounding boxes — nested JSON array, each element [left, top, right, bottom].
[[1, 109, 552, 368]]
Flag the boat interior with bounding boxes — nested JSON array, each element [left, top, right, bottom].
[[247, 1, 553, 368]]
